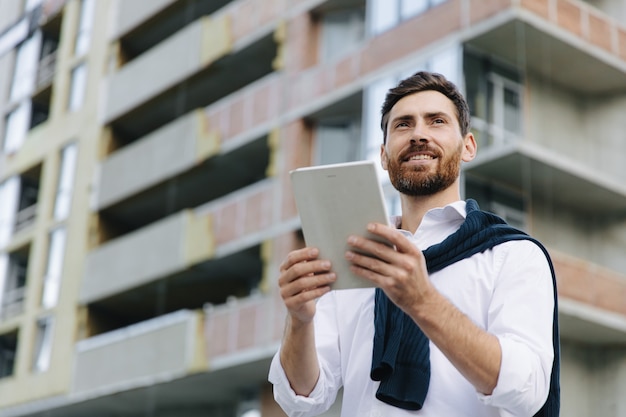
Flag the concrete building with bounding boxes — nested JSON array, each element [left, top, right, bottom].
[[0, 0, 625, 416]]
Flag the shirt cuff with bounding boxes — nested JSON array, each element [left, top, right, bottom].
[[477, 335, 551, 416], [268, 351, 327, 412]]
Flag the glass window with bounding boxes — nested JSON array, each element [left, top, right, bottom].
[[315, 119, 362, 165], [32, 316, 54, 372], [0, 330, 18, 378], [10, 31, 41, 102], [3, 102, 30, 154], [401, 0, 428, 19], [368, 0, 448, 35], [24, 0, 43, 12], [53, 143, 78, 220], [68, 63, 87, 112], [0, 177, 20, 247], [74, 0, 95, 56], [320, 9, 365, 62], [41, 227, 66, 309], [464, 51, 523, 147], [368, 0, 399, 35]]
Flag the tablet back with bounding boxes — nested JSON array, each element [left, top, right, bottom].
[[290, 160, 391, 290]]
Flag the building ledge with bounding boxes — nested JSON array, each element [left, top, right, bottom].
[[464, 140, 626, 216]]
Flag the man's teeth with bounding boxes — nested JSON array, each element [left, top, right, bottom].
[[409, 155, 433, 160]]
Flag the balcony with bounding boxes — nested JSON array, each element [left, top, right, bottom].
[[111, 0, 232, 57], [73, 310, 206, 395], [464, 0, 626, 95], [80, 210, 214, 304], [554, 250, 626, 345], [204, 294, 284, 368], [95, 110, 219, 210], [103, 14, 232, 125], [0, 287, 25, 321], [464, 140, 626, 216]]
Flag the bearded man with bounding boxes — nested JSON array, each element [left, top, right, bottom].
[[269, 71, 560, 417]]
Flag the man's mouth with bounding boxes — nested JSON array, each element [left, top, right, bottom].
[[407, 154, 434, 161]]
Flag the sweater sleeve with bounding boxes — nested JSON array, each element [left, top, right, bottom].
[[477, 240, 554, 416]]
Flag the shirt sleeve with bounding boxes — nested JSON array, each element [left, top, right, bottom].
[[268, 291, 343, 417], [477, 240, 555, 417]]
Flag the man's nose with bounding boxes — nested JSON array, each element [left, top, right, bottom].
[[410, 124, 429, 144]]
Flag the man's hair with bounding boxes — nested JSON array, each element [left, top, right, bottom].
[[380, 71, 470, 143]]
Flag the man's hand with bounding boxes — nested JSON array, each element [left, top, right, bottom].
[[278, 247, 336, 324], [345, 222, 435, 314], [278, 247, 336, 397]]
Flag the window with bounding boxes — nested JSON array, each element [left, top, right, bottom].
[[41, 227, 66, 309], [464, 52, 523, 147], [3, 102, 31, 154], [368, 0, 448, 35], [319, 8, 365, 62], [74, 0, 95, 56], [0, 251, 27, 321], [9, 32, 41, 102], [32, 316, 53, 373], [68, 63, 87, 112], [0, 177, 20, 247], [25, 0, 43, 12], [315, 119, 362, 165], [53, 143, 78, 220], [0, 330, 18, 378]]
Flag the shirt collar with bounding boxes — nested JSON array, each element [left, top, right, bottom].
[[391, 200, 467, 230]]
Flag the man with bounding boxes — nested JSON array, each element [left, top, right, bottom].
[[269, 72, 559, 417]]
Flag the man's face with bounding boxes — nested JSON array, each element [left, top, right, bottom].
[[380, 90, 474, 196]]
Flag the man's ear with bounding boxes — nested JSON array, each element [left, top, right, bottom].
[[462, 133, 477, 163], [380, 144, 389, 170]]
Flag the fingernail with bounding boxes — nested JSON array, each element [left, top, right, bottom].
[[367, 223, 375, 231], [347, 236, 356, 244], [321, 261, 330, 269]]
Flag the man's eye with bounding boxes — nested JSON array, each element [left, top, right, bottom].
[[433, 118, 445, 124]]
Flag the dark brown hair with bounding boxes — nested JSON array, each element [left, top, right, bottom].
[[380, 71, 470, 143]]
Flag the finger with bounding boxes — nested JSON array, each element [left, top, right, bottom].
[[279, 258, 333, 287], [279, 247, 320, 272], [281, 272, 336, 302], [345, 250, 395, 280], [364, 223, 420, 255], [346, 234, 399, 265]]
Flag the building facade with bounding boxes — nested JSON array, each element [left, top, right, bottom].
[[0, 0, 625, 416]]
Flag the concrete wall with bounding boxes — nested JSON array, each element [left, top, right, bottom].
[[561, 341, 626, 417], [526, 75, 626, 182]]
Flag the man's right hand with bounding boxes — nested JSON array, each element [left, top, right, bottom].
[[278, 247, 336, 324], [278, 247, 336, 396]]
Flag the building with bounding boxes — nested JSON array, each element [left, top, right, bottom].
[[0, 0, 625, 416]]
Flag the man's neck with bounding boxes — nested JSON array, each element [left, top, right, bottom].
[[399, 187, 462, 234]]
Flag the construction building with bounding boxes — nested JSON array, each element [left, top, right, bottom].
[[0, 0, 625, 416]]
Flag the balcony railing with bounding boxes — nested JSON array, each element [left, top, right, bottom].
[[36, 51, 57, 90], [14, 204, 37, 233], [0, 287, 26, 321], [204, 293, 285, 365]]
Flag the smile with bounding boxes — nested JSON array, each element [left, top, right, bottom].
[[407, 154, 435, 161]]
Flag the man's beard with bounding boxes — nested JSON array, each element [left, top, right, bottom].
[[386, 143, 462, 196]]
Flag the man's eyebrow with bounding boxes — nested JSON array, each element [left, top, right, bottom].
[[423, 111, 451, 120], [389, 114, 414, 125]]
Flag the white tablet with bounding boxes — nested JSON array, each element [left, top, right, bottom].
[[290, 160, 392, 290]]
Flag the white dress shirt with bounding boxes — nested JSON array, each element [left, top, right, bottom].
[[269, 201, 555, 417]]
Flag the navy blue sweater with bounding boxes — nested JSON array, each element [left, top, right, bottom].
[[371, 199, 560, 416]]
